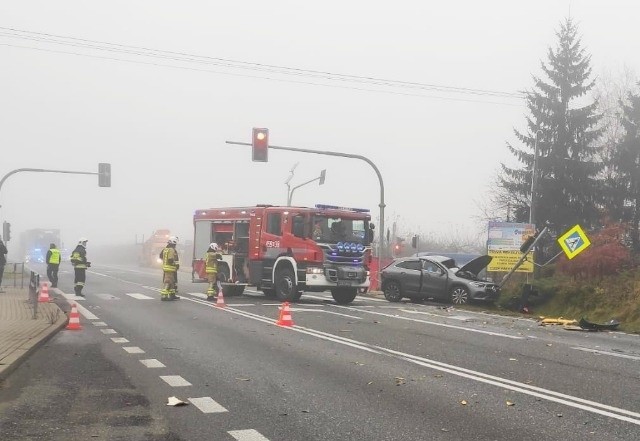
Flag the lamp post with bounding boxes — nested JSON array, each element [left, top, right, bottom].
[[288, 169, 326, 206], [529, 130, 543, 226]]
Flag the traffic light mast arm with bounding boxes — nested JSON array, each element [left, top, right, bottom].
[[227, 140, 386, 262], [0, 167, 98, 195]]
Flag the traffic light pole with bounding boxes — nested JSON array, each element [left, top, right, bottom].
[[0, 166, 110, 240], [227, 140, 386, 284]]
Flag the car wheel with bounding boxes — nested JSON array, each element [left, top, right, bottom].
[[383, 281, 403, 302], [450, 286, 469, 305], [331, 287, 358, 304]]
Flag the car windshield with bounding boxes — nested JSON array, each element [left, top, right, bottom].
[[311, 215, 368, 245]]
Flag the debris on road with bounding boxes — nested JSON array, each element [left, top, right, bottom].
[[539, 317, 578, 326], [166, 396, 188, 406], [506, 400, 515, 406]]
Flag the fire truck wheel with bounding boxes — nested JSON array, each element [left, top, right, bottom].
[[292, 291, 303, 301], [331, 287, 358, 305], [275, 267, 297, 302]]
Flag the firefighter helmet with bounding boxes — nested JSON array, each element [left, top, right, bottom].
[[168, 236, 178, 245], [78, 237, 88, 244], [209, 242, 219, 251]]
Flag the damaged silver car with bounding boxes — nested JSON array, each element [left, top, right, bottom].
[[380, 255, 499, 305]]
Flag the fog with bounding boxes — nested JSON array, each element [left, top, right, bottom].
[[1, 1, 639, 260]]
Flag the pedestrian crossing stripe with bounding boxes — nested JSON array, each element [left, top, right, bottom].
[[557, 224, 591, 259]]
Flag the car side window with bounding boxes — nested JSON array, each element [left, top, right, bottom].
[[397, 260, 422, 271], [423, 261, 442, 274]]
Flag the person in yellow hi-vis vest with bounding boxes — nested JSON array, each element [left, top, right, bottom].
[[46, 243, 61, 288], [204, 243, 223, 301], [159, 236, 180, 301]]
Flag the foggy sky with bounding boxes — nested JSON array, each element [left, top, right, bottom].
[[1, 1, 639, 256]]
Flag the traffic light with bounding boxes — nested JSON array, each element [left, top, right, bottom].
[[252, 128, 269, 162], [98, 163, 111, 187], [2, 221, 11, 242]]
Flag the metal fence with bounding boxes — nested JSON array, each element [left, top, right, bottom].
[[1, 261, 27, 289], [29, 269, 40, 319]]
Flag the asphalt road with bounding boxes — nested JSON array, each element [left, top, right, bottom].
[[1, 262, 640, 440]]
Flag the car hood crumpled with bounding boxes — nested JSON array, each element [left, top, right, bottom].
[[457, 255, 492, 275]]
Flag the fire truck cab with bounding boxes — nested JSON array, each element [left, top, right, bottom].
[[192, 204, 373, 304]]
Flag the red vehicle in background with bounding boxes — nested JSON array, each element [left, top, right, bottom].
[[138, 229, 172, 267], [192, 204, 374, 304]]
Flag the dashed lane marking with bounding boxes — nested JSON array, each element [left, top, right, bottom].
[[160, 375, 192, 387], [111, 337, 129, 343], [188, 397, 228, 414], [101, 329, 118, 335], [123, 346, 145, 354], [126, 293, 155, 300], [228, 429, 270, 441], [95, 293, 120, 300], [140, 359, 166, 368], [93, 321, 108, 327]]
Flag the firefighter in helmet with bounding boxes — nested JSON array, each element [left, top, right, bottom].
[[70, 238, 90, 297], [160, 236, 180, 301], [204, 242, 223, 301]]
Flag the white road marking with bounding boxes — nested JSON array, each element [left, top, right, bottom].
[[123, 346, 145, 354], [335, 305, 522, 339], [183, 297, 640, 426], [140, 359, 166, 368], [293, 308, 363, 320], [572, 347, 640, 361], [189, 292, 208, 299], [228, 429, 270, 441], [188, 397, 228, 413], [111, 337, 129, 343], [101, 329, 118, 335], [160, 375, 192, 387], [401, 310, 474, 321], [71, 301, 99, 319], [126, 293, 155, 300], [92, 321, 108, 327]]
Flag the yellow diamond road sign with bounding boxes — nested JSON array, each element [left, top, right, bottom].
[[557, 224, 591, 259]]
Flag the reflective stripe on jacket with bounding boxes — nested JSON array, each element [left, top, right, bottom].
[[162, 247, 178, 272]]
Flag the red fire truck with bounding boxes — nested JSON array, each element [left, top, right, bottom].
[[192, 204, 374, 304]]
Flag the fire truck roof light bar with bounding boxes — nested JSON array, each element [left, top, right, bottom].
[[315, 204, 370, 213]]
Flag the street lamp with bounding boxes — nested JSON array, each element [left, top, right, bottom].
[[288, 169, 326, 206], [529, 130, 543, 225]]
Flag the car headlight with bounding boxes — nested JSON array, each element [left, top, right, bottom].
[[306, 267, 324, 274], [470, 282, 485, 287]]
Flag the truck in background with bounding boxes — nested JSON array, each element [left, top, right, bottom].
[[138, 229, 172, 267], [20, 229, 61, 263], [192, 204, 374, 304]]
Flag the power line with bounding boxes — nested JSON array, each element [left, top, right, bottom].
[[0, 27, 526, 105]]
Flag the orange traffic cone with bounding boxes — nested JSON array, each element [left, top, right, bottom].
[[215, 289, 226, 308], [66, 303, 82, 330], [38, 282, 52, 303], [276, 302, 294, 327]]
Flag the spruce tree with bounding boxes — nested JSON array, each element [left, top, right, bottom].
[[500, 18, 603, 234]]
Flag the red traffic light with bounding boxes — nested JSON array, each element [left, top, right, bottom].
[[252, 128, 269, 162]]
